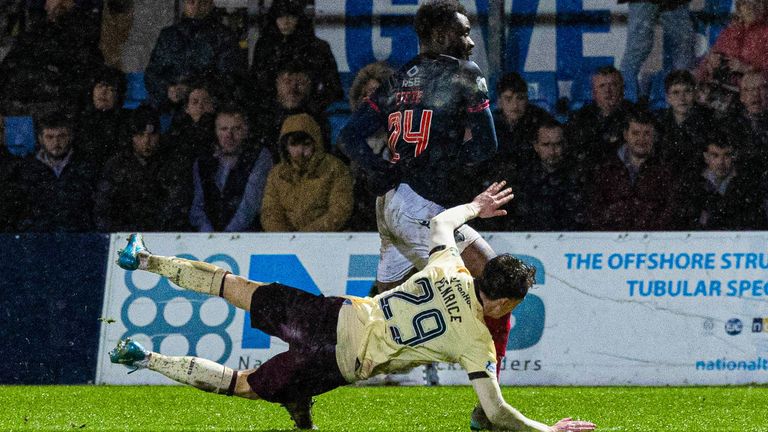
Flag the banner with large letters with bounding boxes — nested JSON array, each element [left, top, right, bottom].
[[96, 232, 768, 386]]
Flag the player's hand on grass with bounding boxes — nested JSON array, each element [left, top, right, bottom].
[[550, 417, 596, 431], [472, 181, 514, 219]]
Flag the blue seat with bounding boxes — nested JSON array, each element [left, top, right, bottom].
[[124, 72, 148, 109], [324, 101, 352, 147], [4, 116, 35, 157]]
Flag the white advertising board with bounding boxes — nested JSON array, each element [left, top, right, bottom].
[[96, 232, 768, 386]]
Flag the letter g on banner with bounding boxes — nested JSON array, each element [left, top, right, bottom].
[[507, 255, 546, 351]]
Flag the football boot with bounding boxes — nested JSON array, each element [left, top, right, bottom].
[[117, 233, 150, 271], [281, 397, 317, 430], [109, 338, 150, 373]]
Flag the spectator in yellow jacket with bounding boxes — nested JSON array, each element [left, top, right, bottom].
[[261, 113, 353, 231]]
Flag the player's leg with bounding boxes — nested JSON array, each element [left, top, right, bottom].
[[108, 338, 244, 396], [116, 233, 265, 310]]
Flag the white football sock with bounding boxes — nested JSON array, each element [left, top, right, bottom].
[[147, 353, 237, 395], [145, 255, 229, 296]]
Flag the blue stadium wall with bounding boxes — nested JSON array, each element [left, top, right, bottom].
[[0, 234, 109, 384]]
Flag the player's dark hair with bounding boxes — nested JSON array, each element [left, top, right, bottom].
[[414, 0, 467, 42], [496, 72, 528, 95], [37, 112, 74, 132], [624, 108, 656, 131], [477, 254, 535, 300], [664, 69, 696, 93]]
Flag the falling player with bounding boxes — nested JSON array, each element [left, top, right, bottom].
[[110, 182, 595, 432]]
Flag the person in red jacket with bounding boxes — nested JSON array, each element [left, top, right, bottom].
[[696, 0, 768, 82]]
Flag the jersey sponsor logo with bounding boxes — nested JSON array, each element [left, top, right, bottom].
[[407, 65, 419, 77], [476, 76, 488, 94]]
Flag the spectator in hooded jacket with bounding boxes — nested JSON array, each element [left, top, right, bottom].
[[261, 113, 353, 232], [250, 0, 343, 113], [76, 66, 128, 171]]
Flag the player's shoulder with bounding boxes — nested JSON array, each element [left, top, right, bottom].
[[432, 54, 483, 75]]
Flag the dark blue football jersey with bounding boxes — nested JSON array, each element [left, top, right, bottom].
[[365, 53, 494, 207]]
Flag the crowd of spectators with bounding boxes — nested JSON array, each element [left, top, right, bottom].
[[1, 0, 767, 234]]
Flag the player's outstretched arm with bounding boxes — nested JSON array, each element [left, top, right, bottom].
[[471, 377, 597, 431], [429, 181, 514, 250]]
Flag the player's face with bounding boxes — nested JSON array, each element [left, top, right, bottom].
[[439, 12, 474, 60], [623, 121, 655, 159], [703, 144, 735, 180], [739, 73, 768, 115], [666, 83, 694, 118], [39, 127, 72, 160], [592, 72, 623, 114], [215, 113, 248, 155], [185, 88, 214, 122], [276, 15, 299, 36], [131, 129, 160, 159], [92, 82, 117, 111], [498, 90, 528, 124], [533, 127, 564, 170], [484, 297, 523, 319]]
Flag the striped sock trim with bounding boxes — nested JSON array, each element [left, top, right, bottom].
[[226, 370, 238, 396]]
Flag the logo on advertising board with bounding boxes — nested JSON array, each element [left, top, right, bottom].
[[725, 318, 743, 336], [753, 318, 768, 333], [120, 254, 238, 364]]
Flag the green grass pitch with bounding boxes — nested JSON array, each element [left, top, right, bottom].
[[1, 385, 766, 431]]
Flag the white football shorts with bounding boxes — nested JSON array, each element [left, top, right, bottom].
[[375, 183, 481, 283]]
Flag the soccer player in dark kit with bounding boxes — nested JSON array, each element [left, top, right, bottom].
[[338, 1, 511, 427], [109, 182, 596, 432]]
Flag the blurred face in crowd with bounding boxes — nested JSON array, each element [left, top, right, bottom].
[[184, 0, 214, 19], [434, 12, 474, 60], [498, 90, 528, 125], [624, 121, 655, 160], [287, 134, 315, 169], [215, 113, 248, 155], [592, 72, 624, 115], [93, 82, 118, 111], [739, 72, 768, 115], [666, 83, 695, 120], [704, 144, 735, 180], [39, 127, 73, 160], [737, 0, 766, 25], [276, 71, 311, 110], [533, 126, 564, 172], [132, 127, 160, 159], [277, 15, 299, 36], [45, 0, 75, 21], [186, 88, 214, 123]]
